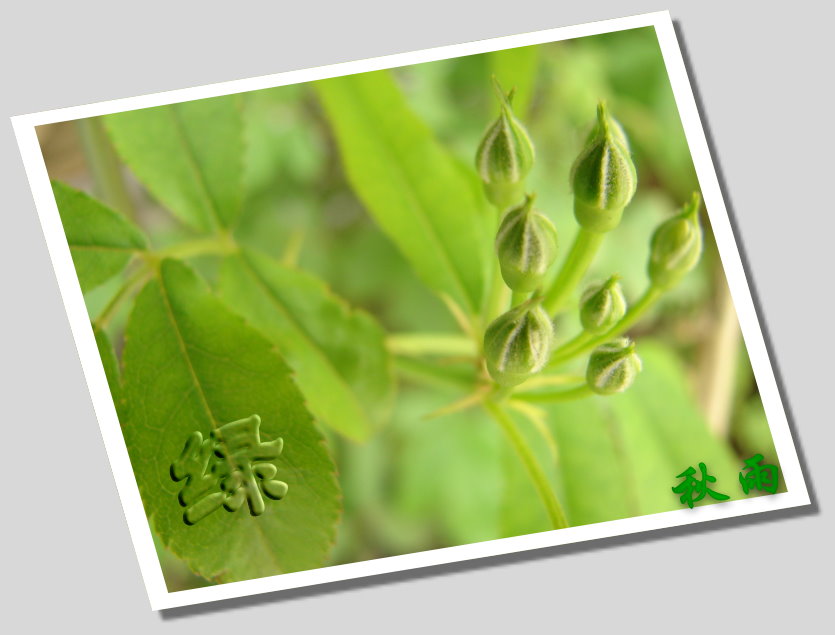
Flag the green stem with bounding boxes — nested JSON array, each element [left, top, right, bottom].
[[484, 399, 569, 530], [549, 285, 662, 366], [484, 257, 510, 323], [483, 200, 513, 324], [491, 383, 515, 402], [514, 384, 593, 403], [394, 356, 476, 392], [543, 228, 605, 315], [76, 117, 136, 220], [387, 333, 476, 357], [94, 266, 151, 328], [153, 234, 238, 261], [511, 290, 529, 307], [94, 234, 240, 329], [547, 332, 593, 368]]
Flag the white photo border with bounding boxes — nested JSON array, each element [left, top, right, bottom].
[[11, 10, 810, 611]]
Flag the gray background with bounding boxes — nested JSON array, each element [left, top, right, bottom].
[[2, 1, 830, 631]]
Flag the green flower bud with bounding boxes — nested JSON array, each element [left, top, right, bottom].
[[571, 103, 637, 233], [648, 192, 703, 290], [475, 79, 535, 209], [484, 300, 553, 386], [495, 194, 558, 292], [586, 337, 642, 395], [580, 274, 626, 333]]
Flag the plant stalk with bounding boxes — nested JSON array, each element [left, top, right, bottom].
[[514, 384, 592, 403], [153, 233, 238, 261], [393, 356, 476, 392], [511, 290, 529, 307], [549, 285, 662, 367], [543, 228, 605, 315], [484, 399, 569, 530], [94, 266, 152, 329], [94, 234, 240, 329], [484, 257, 510, 323], [387, 333, 477, 357]]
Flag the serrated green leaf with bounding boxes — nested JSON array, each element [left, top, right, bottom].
[[315, 70, 491, 315], [52, 181, 146, 293], [104, 95, 245, 232], [93, 324, 125, 420], [122, 259, 340, 582], [546, 341, 742, 526], [218, 248, 395, 441]]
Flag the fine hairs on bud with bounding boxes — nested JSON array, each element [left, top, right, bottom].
[[495, 194, 559, 292], [586, 337, 642, 395], [571, 102, 637, 233], [483, 299, 554, 386], [580, 274, 627, 333], [475, 77, 536, 209], [648, 192, 703, 290]]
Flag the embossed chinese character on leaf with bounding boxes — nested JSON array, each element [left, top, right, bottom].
[[170, 415, 288, 525]]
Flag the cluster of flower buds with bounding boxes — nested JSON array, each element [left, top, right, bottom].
[[585, 337, 642, 395], [580, 274, 626, 333], [476, 78, 700, 400], [483, 299, 554, 386], [571, 103, 637, 233], [648, 192, 703, 290], [494, 194, 559, 292], [475, 79, 536, 210]]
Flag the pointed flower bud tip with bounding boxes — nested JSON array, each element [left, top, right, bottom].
[[484, 301, 554, 386], [586, 337, 642, 395], [571, 102, 637, 233], [648, 192, 703, 290], [495, 195, 559, 292], [476, 78, 535, 208], [580, 274, 627, 333]]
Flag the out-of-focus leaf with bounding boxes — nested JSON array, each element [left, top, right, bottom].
[[122, 259, 340, 582], [104, 95, 245, 232], [392, 387, 505, 546], [732, 397, 784, 492], [242, 85, 324, 194], [52, 181, 146, 293], [546, 340, 742, 526], [219, 249, 395, 441], [329, 433, 433, 565], [489, 45, 540, 117], [316, 70, 491, 315]]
